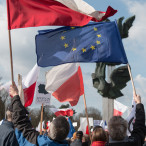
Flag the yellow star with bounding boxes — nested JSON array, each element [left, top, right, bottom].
[[82, 48, 86, 53], [64, 43, 69, 48], [94, 27, 98, 31], [90, 45, 95, 50], [71, 27, 75, 29], [96, 40, 101, 44], [97, 34, 101, 38], [60, 36, 65, 40], [72, 48, 76, 51]]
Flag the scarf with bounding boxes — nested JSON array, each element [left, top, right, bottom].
[[92, 141, 106, 146]]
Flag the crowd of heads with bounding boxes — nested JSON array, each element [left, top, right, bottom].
[[39, 115, 130, 146]]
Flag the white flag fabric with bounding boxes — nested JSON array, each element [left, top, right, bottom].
[[0, 64, 40, 107], [126, 99, 136, 136], [78, 117, 93, 134], [45, 63, 84, 106], [55, 0, 117, 21], [114, 100, 128, 116]]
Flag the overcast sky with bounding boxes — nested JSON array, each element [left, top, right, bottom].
[[0, 0, 146, 114]]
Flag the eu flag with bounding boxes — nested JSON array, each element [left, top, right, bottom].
[[35, 21, 128, 67], [67, 117, 75, 138]]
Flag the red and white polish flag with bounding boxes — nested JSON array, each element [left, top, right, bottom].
[[7, 0, 117, 29], [22, 64, 40, 107], [0, 64, 40, 107], [45, 63, 84, 106], [114, 100, 128, 116], [50, 108, 74, 117]]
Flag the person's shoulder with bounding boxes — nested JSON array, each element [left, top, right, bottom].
[[37, 135, 69, 146]]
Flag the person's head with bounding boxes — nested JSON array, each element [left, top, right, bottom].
[[108, 116, 128, 141], [48, 116, 69, 141], [92, 126, 107, 142], [76, 131, 83, 140], [6, 104, 13, 121]]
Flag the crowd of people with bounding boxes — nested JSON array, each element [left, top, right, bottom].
[[0, 83, 145, 146]]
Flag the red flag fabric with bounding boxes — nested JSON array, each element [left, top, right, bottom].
[[0, 64, 40, 107], [6, 0, 117, 30], [86, 125, 89, 135], [50, 108, 74, 117], [45, 63, 84, 106], [114, 100, 128, 116]]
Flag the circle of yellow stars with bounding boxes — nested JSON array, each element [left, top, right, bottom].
[[61, 26, 102, 53]]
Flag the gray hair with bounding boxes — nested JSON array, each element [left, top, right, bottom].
[[49, 116, 69, 141], [108, 116, 128, 140]]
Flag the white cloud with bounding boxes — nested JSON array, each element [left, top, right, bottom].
[[122, 0, 146, 52]]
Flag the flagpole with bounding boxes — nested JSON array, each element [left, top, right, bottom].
[[83, 93, 92, 141], [8, 30, 14, 85], [40, 103, 44, 135], [127, 64, 136, 95]]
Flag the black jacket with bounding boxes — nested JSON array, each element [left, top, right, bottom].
[[70, 139, 82, 146], [106, 103, 145, 146], [0, 120, 19, 146]]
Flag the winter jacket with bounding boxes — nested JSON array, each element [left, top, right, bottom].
[[70, 139, 82, 146], [106, 103, 145, 146], [0, 120, 19, 146], [11, 95, 69, 146]]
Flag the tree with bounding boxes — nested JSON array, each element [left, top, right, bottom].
[[73, 107, 102, 130], [0, 77, 9, 120]]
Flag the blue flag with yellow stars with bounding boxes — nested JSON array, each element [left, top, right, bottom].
[[35, 21, 128, 67]]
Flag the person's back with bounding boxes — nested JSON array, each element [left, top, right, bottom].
[[0, 108, 19, 146]]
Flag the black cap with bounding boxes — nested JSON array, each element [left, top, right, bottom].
[[76, 131, 83, 137]]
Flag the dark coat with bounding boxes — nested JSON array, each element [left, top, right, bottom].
[[0, 120, 19, 146], [70, 139, 82, 146], [106, 103, 145, 146]]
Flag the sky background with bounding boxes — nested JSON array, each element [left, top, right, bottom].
[[0, 0, 146, 115]]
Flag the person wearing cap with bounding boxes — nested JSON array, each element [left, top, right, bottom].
[[0, 104, 19, 146], [70, 131, 83, 146]]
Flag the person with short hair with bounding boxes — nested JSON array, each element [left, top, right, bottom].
[[107, 94, 145, 146], [9, 83, 70, 146], [91, 126, 107, 146], [0, 105, 19, 146]]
